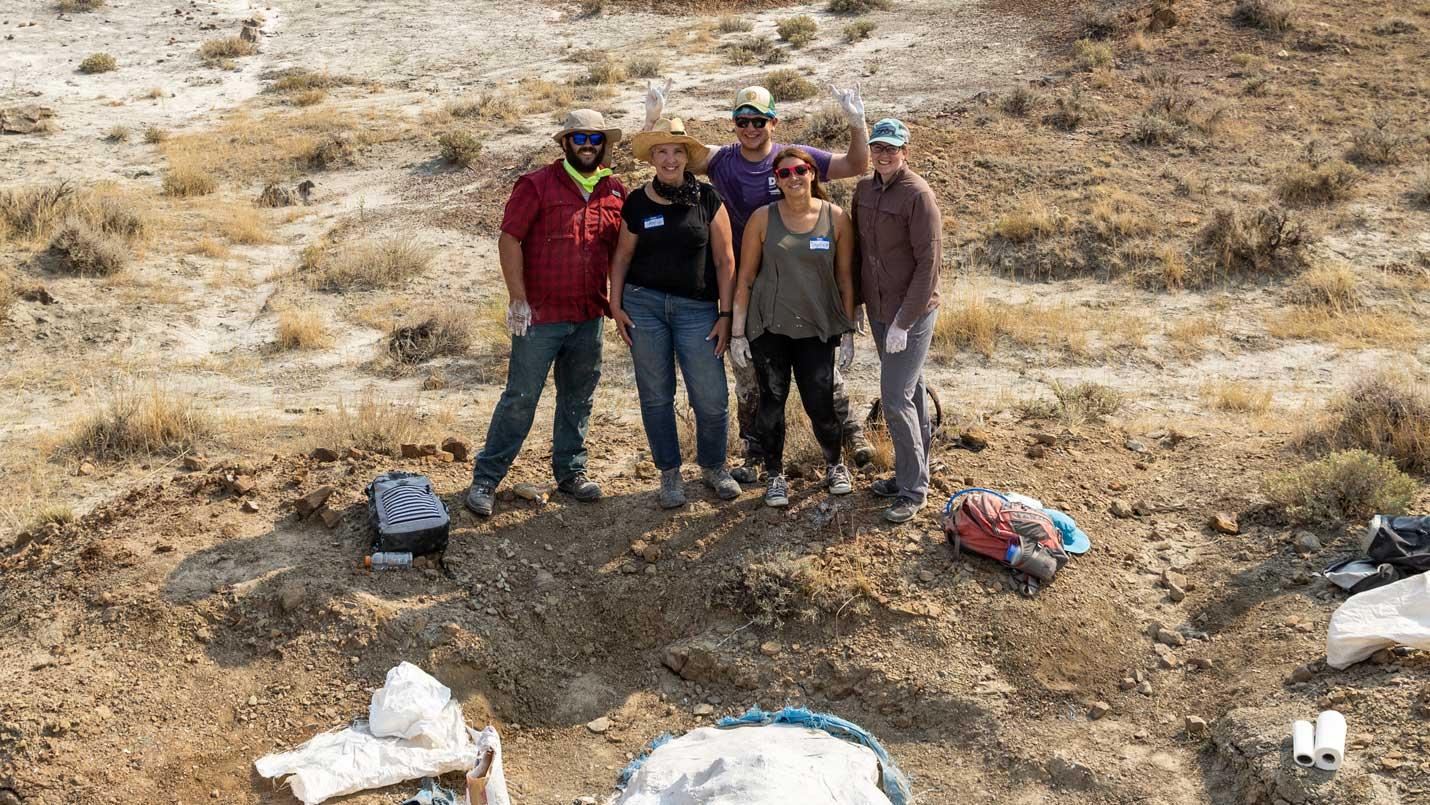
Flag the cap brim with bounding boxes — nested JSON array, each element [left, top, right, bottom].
[[732, 105, 775, 118], [1062, 530, 1091, 555], [867, 135, 907, 147]]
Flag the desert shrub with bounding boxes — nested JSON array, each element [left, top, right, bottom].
[[1001, 85, 1041, 116], [1233, 0, 1293, 33], [626, 56, 662, 79], [1373, 17, 1419, 35], [438, 130, 482, 167], [1265, 450, 1418, 524], [162, 158, 217, 196], [292, 88, 326, 107], [843, 20, 876, 41], [828, 0, 891, 13], [1018, 381, 1124, 424], [578, 0, 604, 16], [143, 125, 169, 144], [0, 268, 15, 320], [447, 91, 523, 122], [726, 36, 787, 66], [1346, 115, 1410, 166], [992, 198, 1064, 242], [777, 15, 818, 47], [765, 69, 817, 102], [105, 125, 131, 143], [304, 236, 431, 291], [1073, 38, 1113, 70], [29, 505, 76, 530], [57, 0, 105, 10], [716, 15, 754, 33], [1043, 87, 1101, 131], [800, 107, 847, 148], [1289, 263, 1360, 310], [578, 55, 625, 86], [276, 308, 332, 350], [303, 393, 429, 456], [220, 206, 273, 245], [1276, 159, 1360, 205], [1412, 169, 1430, 209], [1200, 205, 1306, 275], [49, 219, 129, 276], [305, 134, 359, 169], [387, 307, 473, 364], [64, 386, 212, 460], [1201, 379, 1273, 413], [1130, 112, 1183, 146], [1089, 188, 1152, 241], [78, 53, 117, 74], [1299, 372, 1430, 473], [199, 37, 257, 63], [0, 182, 75, 242], [1080, 6, 1121, 39]]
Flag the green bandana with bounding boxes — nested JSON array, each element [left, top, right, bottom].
[[562, 159, 612, 195]]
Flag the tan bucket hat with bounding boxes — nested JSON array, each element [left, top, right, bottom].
[[552, 108, 622, 146], [630, 118, 709, 164]]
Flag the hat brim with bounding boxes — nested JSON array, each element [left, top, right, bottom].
[[867, 135, 908, 147], [552, 126, 624, 146], [631, 132, 709, 165], [732, 105, 776, 119]]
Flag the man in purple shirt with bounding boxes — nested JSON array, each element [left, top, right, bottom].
[[644, 82, 873, 482]]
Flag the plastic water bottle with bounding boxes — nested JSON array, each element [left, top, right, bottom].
[[1004, 542, 1057, 581], [365, 552, 413, 570]]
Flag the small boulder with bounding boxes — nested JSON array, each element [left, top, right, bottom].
[[1109, 499, 1135, 518], [441, 437, 471, 462], [294, 485, 335, 518], [317, 505, 343, 529], [1088, 701, 1110, 720], [182, 455, 207, 471], [224, 474, 257, 496], [400, 443, 423, 459], [959, 427, 989, 451], [1209, 512, 1239, 535], [585, 717, 610, 734], [309, 447, 339, 463], [78, 461, 96, 476], [239, 500, 259, 514], [1294, 531, 1322, 554], [1025, 444, 1046, 459], [0, 104, 56, 134], [1033, 432, 1058, 446], [1185, 715, 1209, 738], [692, 703, 714, 716], [1154, 644, 1181, 669], [1156, 628, 1186, 648]]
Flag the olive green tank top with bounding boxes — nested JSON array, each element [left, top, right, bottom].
[[746, 200, 853, 342]]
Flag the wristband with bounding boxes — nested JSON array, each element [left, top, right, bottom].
[[717, 311, 733, 319]]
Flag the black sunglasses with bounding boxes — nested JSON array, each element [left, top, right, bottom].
[[568, 132, 606, 145], [774, 164, 811, 180], [734, 117, 769, 129]]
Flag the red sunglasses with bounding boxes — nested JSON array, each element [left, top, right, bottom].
[[774, 164, 811, 180]]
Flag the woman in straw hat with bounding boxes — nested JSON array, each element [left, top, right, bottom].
[[609, 118, 742, 509]]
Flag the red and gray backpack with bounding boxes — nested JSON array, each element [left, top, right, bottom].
[[941, 488, 1068, 594]]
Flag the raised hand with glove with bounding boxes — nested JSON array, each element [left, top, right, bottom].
[[643, 78, 672, 131], [828, 84, 866, 129]]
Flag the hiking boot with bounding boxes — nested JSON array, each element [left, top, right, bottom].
[[870, 478, 900, 498], [658, 468, 687, 509], [702, 467, 741, 501], [848, 434, 876, 468], [464, 482, 495, 517], [884, 497, 924, 524], [730, 457, 762, 484], [764, 474, 790, 508], [826, 463, 853, 495], [556, 472, 602, 502]]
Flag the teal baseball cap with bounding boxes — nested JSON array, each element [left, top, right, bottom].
[[868, 117, 910, 147]]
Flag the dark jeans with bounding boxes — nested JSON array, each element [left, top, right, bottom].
[[623, 285, 729, 471], [750, 332, 842, 475], [472, 318, 603, 487], [733, 348, 861, 462]]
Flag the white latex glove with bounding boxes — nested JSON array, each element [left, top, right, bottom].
[[885, 323, 908, 354], [506, 299, 531, 337], [828, 84, 866, 128], [644, 78, 672, 129], [838, 332, 855, 370], [854, 306, 867, 335], [729, 336, 751, 368]]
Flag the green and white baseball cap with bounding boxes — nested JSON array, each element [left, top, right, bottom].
[[868, 118, 910, 147], [732, 86, 777, 118]]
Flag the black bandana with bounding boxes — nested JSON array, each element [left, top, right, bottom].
[[651, 171, 702, 206]]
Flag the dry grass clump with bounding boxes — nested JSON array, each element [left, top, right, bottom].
[[1232, 0, 1293, 34], [1018, 381, 1125, 424], [991, 198, 1065, 242], [1264, 450, 1418, 525], [269, 68, 366, 94], [1073, 38, 1113, 70], [438, 130, 482, 167], [2, 183, 147, 251], [716, 551, 877, 627], [725, 36, 788, 66], [0, 182, 75, 243], [1299, 371, 1430, 473], [49, 220, 129, 276], [1276, 159, 1360, 205], [1289, 262, 1360, 310], [57, 0, 105, 10], [777, 15, 818, 47], [1199, 205, 1307, 275], [105, 125, 131, 143], [303, 236, 431, 291], [931, 286, 1093, 358], [303, 393, 430, 456], [199, 37, 257, 63], [78, 53, 117, 74], [764, 69, 817, 102], [220, 205, 274, 245], [189, 236, 230, 259], [387, 307, 473, 364], [1346, 115, 1411, 167], [1372, 17, 1419, 35], [0, 268, 16, 321], [276, 308, 333, 350], [1089, 187, 1152, 242], [843, 20, 876, 42], [1043, 87, 1102, 131], [578, 55, 626, 86], [162, 157, 218, 197], [799, 107, 847, 148], [1001, 85, 1041, 117], [1201, 379, 1273, 413], [29, 505, 76, 530], [447, 91, 523, 122], [292, 89, 326, 107], [716, 15, 753, 33], [626, 56, 662, 79], [1412, 169, 1430, 210], [828, 0, 891, 13], [1080, 6, 1122, 39], [63, 386, 212, 461], [143, 125, 169, 144]]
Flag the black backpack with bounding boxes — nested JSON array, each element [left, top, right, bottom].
[[365, 472, 450, 557], [1324, 516, 1430, 593]]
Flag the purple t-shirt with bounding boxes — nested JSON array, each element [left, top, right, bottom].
[[704, 142, 834, 266]]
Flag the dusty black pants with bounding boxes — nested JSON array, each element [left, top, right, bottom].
[[750, 332, 843, 475]]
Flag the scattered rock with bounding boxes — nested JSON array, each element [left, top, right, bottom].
[[585, 717, 610, 734], [634, 461, 657, 480], [1184, 715, 1209, 737], [317, 505, 343, 529], [0, 104, 56, 134], [1025, 444, 1046, 459], [1187, 657, 1214, 670], [1136, 680, 1153, 695], [1109, 499, 1135, 518], [1161, 569, 1187, 590], [182, 455, 207, 471], [20, 285, 56, 304], [277, 583, 305, 613], [256, 183, 296, 208], [1124, 439, 1148, 453], [1156, 628, 1186, 648], [958, 427, 989, 451], [1088, 701, 1110, 720], [309, 447, 339, 462], [514, 483, 549, 503], [1154, 643, 1181, 669], [441, 437, 471, 462], [223, 474, 256, 496], [760, 641, 782, 657], [1288, 664, 1314, 684], [346, 447, 366, 460], [1209, 512, 1239, 535], [78, 461, 95, 476], [400, 443, 423, 459], [692, 703, 714, 716], [1167, 581, 1186, 602], [1294, 531, 1322, 554], [240, 500, 259, 514], [917, 570, 935, 583], [1119, 677, 1136, 690], [1132, 499, 1154, 517], [294, 486, 335, 518], [1046, 756, 1097, 789], [1032, 432, 1058, 446]]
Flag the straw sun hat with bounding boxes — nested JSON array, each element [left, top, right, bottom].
[[630, 118, 709, 164]]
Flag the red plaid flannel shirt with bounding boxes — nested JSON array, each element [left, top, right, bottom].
[[500, 160, 626, 325]]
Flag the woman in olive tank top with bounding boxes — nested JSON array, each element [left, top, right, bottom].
[[730, 148, 858, 508]]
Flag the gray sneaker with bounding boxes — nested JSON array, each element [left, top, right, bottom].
[[658, 468, 687, 509], [464, 482, 495, 516], [702, 467, 741, 501], [764, 474, 790, 508], [884, 497, 924, 523], [730, 457, 762, 484], [557, 472, 602, 502], [826, 463, 853, 495]]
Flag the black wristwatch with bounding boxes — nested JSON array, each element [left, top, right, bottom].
[[717, 311, 733, 319]]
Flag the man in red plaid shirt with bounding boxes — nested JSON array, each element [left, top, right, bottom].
[[466, 110, 627, 516]]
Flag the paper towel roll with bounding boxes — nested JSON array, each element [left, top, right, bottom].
[[1292, 720, 1316, 767], [1314, 710, 1346, 771]]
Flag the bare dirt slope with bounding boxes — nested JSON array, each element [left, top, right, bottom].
[[2, 0, 1429, 802]]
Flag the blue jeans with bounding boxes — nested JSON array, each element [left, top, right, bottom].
[[623, 285, 729, 471], [472, 318, 603, 487]]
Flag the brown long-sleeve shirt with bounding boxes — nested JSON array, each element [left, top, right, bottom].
[[852, 166, 942, 330]]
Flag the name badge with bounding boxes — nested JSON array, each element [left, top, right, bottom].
[[809, 237, 831, 251], [643, 215, 665, 229], [767, 176, 780, 196]]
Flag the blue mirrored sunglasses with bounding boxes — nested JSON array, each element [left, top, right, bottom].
[[569, 132, 606, 145]]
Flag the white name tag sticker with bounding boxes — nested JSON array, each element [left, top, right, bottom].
[[809, 237, 831, 251], [643, 215, 665, 229], [767, 176, 780, 196]]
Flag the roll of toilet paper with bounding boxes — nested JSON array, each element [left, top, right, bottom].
[[1292, 720, 1316, 767], [1314, 710, 1346, 771]]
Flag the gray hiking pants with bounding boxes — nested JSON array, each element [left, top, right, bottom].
[[872, 310, 936, 505]]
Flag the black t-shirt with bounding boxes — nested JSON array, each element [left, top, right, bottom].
[[621, 182, 724, 302]]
